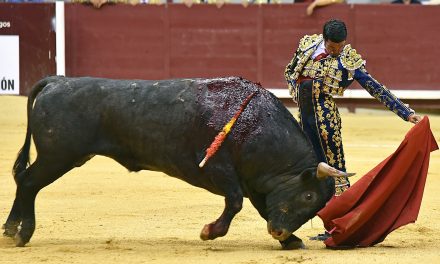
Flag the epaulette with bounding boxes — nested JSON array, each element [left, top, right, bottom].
[[340, 44, 366, 71], [299, 34, 323, 52]]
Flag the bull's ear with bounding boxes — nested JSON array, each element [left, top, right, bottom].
[[300, 167, 317, 181]]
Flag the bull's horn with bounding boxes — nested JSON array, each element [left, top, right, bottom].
[[316, 162, 356, 180]]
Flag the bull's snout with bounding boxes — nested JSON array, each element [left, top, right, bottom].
[[267, 221, 291, 241], [270, 229, 291, 241]]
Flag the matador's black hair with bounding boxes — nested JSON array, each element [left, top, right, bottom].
[[323, 19, 347, 43]]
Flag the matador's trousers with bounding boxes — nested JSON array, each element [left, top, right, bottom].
[[297, 80, 350, 196]]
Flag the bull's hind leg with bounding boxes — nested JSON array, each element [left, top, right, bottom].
[[200, 165, 243, 240], [2, 196, 21, 237], [3, 167, 35, 238], [13, 157, 75, 247]]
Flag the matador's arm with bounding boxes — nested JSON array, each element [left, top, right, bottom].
[[354, 66, 415, 121]]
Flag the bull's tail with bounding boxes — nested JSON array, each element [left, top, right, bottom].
[[12, 77, 52, 181]]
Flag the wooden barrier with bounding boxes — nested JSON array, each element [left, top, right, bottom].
[[2, 2, 439, 111], [65, 4, 440, 93]]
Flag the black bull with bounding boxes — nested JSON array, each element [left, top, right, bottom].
[[3, 76, 344, 249]]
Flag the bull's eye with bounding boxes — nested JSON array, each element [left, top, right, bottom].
[[305, 193, 313, 201]]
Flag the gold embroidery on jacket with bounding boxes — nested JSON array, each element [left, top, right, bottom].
[[340, 44, 365, 71], [299, 34, 321, 51], [285, 34, 323, 101], [301, 57, 344, 96]]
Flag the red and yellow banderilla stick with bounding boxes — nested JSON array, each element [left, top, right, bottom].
[[199, 91, 258, 168]]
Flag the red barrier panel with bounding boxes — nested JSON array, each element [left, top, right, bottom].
[[352, 5, 440, 91], [65, 4, 440, 94], [167, 5, 259, 80]]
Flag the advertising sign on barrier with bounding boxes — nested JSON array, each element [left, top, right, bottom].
[[0, 35, 19, 95]]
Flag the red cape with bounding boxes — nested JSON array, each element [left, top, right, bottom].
[[318, 116, 438, 248]]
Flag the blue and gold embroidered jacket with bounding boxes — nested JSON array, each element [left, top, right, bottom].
[[284, 34, 414, 121]]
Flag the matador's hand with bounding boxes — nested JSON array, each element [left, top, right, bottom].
[[408, 114, 422, 124]]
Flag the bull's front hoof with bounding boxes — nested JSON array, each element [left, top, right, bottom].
[[280, 235, 306, 250], [200, 224, 212, 240], [200, 222, 228, 241], [281, 240, 305, 250]]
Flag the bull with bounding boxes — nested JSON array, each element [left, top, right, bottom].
[[2, 76, 350, 249]]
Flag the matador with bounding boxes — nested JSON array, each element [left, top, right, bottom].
[[284, 19, 421, 196]]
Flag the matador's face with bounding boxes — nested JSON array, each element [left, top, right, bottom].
[[325, 39, 346, 57]]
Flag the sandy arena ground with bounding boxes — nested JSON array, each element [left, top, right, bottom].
[[0, 95, 439, 264]]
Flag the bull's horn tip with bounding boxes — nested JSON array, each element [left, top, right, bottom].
[[345, 172, 356, 177]]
